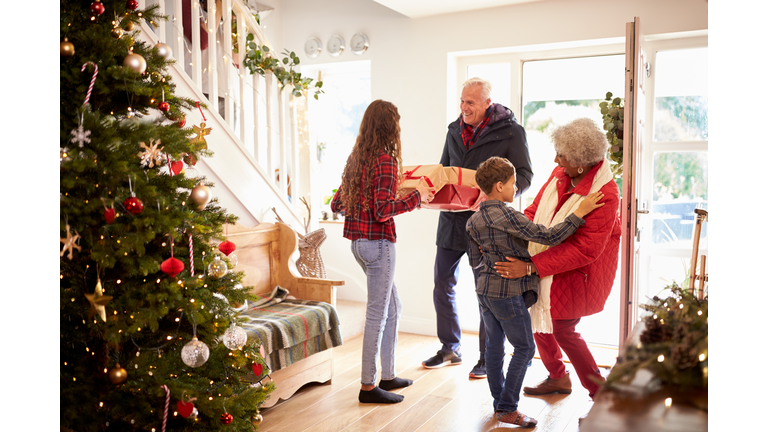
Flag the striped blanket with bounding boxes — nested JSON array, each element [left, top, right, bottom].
[[239, 286, 342, 373]]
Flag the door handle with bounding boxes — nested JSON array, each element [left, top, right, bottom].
[[637, 209, 649, 214]]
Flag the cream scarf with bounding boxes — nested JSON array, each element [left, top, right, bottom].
[[528, 159, 614, 333]]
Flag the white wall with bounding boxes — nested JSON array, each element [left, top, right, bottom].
[[276, 0, 708, 336]]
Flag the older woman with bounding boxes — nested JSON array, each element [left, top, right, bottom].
[[494, 117, 621, 399]]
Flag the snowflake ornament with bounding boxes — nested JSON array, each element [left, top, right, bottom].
[[137, 139, 165, 168], [70, 123, 91, 148]]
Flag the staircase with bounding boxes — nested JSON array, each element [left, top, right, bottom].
[[137, 1, 369, 341], [135, 0, 311, 230]]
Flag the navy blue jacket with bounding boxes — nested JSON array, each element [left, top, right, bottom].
[[436, 104, 533, 251]]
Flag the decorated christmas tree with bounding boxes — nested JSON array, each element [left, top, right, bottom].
[[60, 1, 274, 430]]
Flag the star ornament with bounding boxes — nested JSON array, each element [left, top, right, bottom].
[[137, 139, 165, 168], [70, 124, 92, 148], [60, 224, 82, 260], [189, 123, 212, 150], [85, 278, 113, 323]]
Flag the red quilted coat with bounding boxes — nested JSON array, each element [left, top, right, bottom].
[[524, 160, 621, 320]]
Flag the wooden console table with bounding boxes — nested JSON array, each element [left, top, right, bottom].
[[580, 321, 707, 431]]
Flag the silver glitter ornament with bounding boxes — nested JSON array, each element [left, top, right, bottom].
[[181, 336, 209, 367]]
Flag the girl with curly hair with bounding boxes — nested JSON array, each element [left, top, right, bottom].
[[331, 100, 434, 403]]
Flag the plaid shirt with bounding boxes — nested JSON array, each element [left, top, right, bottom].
[[331, 152, 421, 243], [466, 200, 585, 299], [460, 104, 494, 150]]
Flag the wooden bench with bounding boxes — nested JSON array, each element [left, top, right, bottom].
[[228, 222, 344, 408]]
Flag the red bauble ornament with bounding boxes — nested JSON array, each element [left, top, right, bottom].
[[252, 363, 263, 376], [158, 101, 170, 112], [169, 160, 184, 176], [127, 0, 139, 10], [220, 413, 233, 425], [90, 1, 105, 15], [123, 195, 144, 215], [177, 400, 195, 418], [160, 257, 185, 277], [177, 117, 186, 128], [104, 207, 116, 224], [218, 240, 236, 256]]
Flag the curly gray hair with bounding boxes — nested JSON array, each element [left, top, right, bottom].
[[551, 118, 609, 167]]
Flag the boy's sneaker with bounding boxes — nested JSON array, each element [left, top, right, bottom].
[[469, 359, 487, 378], [422, 350, 462, 368]]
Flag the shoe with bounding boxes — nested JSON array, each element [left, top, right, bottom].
[[496, 410, 537, 428], [523, 371, 572, 395], [469, 359, 487, 379], [422, 350, 462, 368]]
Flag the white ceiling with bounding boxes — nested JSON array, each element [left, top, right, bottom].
[[372, 0, 548, 18]]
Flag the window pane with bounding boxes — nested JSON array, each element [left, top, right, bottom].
[[466, 63, 511, 109], [521, 54, 625, 207], [521, 54, 625, 347], [302, 61, 371, 216], [653, 48, 708, 141], [650, 151, 708, 246]]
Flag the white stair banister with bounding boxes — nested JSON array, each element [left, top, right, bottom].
[[135, 0, 308, 228]]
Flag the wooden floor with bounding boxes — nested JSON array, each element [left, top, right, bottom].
[[259, 332, 614, 432]]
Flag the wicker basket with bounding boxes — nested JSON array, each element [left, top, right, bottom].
[[296, 228, 327, 279]]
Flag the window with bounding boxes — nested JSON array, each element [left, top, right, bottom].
[[466, 63, 511, 109], [640, 46, 708, 300], [301, 61, 371, 218], [521, 55, 626, 207]]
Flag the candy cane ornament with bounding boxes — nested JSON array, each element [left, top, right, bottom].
[[161, 384, 170, 432], [189, 233, 194, 277], [81, 61, 99, 107]]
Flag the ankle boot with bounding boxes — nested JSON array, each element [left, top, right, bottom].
[[523, 371, 572, 395]]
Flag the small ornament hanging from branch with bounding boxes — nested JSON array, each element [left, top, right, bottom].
[[137, 138, 164, 168], [60, 223, 82, 260]]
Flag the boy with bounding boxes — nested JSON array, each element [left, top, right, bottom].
[[466, 156, 603, 427]]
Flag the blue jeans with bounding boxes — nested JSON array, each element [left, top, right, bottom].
[[477, 294, 536, 413], [433, 246, 486, 356], [352, 239, 402, 386]]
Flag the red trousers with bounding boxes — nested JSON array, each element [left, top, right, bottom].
[[533, 318, 603, 397]]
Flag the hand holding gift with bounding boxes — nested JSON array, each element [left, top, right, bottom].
[[416, 177, 436, 204]]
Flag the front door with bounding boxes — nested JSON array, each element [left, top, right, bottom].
[[619, 16, 648, 352]]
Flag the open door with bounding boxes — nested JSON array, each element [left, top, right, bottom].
[[618, 17, 648, 352]]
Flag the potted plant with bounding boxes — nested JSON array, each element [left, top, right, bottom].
[[317, 142, 326, 162]]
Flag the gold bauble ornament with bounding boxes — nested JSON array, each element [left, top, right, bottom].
[[154, 42, 173, 60], [252, 412, 263, 425], [189, 183, 211, 210], [60, 38, 75, 56], [111, 27, 124, 39], [123, 20, 135, 31], [123, 53, 147, 74], [108, 364, 128, 384]]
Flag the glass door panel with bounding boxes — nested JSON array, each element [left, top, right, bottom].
[[521, 54, 625, 347]]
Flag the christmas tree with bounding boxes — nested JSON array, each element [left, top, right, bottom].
[[60, 1, 274, 430]]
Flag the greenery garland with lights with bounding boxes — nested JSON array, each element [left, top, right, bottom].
[[600, 92, 624, 179], [605, 282, 708, 409]]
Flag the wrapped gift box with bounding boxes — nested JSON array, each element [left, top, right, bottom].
[[422, 167, 479, 210], [400, 164, 447, 192]]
